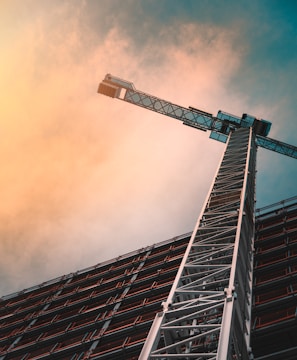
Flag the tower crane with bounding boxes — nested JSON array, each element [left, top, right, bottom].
[[98, 74, 297, 360]]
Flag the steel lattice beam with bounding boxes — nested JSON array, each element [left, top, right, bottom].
[[139, 128, 255, 359], [98, 73, 297, 157]]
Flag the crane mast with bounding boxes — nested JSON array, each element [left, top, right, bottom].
[[139, 127, 256, 359], [98, 74, 297, 359]]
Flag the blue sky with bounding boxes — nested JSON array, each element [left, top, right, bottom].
[[1, 0, 296, 295]]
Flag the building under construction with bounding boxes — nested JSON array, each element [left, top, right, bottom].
[[1, 196, 297, 360]]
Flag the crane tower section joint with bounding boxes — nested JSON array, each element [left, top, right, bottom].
[[209, 131, 228, 143], [242, 113, 271, 136], [218, 110, 272, 137], [217, 110, 241, 125]]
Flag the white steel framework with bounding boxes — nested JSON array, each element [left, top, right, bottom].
[[139, 127, 256, 359]]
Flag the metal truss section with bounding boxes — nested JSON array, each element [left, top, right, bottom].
[[140, 127, 256, 360], [124, 89, 228, 134], [99, 74, 297, 160], [256, 135, 297, 159]]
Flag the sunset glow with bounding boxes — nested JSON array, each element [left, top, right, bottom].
[[1, 0, 296, 295]]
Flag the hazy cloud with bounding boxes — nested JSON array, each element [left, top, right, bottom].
[[1, 0, 296, 296]]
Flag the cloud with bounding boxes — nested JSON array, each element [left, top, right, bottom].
[[1, 2, 280, 296]]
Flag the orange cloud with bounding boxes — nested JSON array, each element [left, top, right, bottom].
[[0, 4, 253, 295]]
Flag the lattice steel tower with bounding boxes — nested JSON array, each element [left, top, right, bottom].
[[98, 74, 297, 360]]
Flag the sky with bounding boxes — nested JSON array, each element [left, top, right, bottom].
[[1, 0, 297, 296]]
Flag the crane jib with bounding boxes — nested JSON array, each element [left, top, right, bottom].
[[256, 136, 297, 159], [98, 74, 297, 159], [124, 88, 211, 132]]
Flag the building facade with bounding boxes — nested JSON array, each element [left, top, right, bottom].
[[1, 197, 297, 360], [251, 197, 297, 359]]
